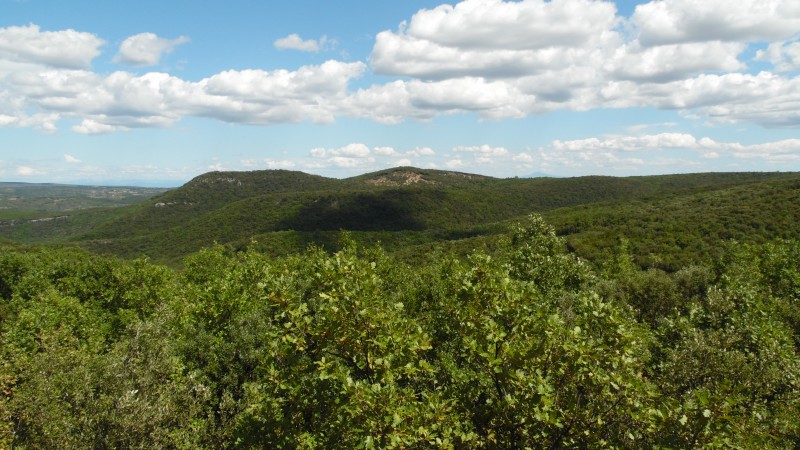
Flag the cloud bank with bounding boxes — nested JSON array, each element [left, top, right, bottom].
[[1, 0, 799, 136]]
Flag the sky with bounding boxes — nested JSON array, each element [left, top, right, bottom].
[[1, 0, 799, 186]]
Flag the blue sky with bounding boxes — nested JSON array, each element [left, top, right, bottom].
[[1, 0, 799, 186]]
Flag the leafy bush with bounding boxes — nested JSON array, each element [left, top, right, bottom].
[[2, 217, 799, 448]]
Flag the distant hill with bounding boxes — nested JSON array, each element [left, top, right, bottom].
[[0, 182, 168, 211], [544, 175, 800, 270], [1, 168, 798, 266], [70, 168, 797, 263], [0, 183, 169, 245]]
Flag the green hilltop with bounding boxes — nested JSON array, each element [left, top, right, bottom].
[[1, 167, 799, 267]]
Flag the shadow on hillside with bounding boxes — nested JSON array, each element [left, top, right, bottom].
[[277, 190, 427, 232]]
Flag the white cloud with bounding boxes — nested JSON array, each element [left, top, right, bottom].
[[114, 32, 189, 67], [631, 0, 800, 46], [0, 111, 60, 132], [194, 60, 366, 125], [64, 154, 81, 163], [626, 122, 678, 133], [361, 0, 800, 127], [274, 34, 334, 53], [454, 144, 509, 156], [73, 119, 130, 135], [393, 158, 412, 166], [329, 156, 370, 168], [512, 152, 535, 163], [408, 0, 617, 50], [445, 159, 466, 168], [409, 77, 522, 115], [309, 143, 375, 169], [15, 165, 40, 176], [548, 134, 800, 164], [373, 146, 397, 156], [0, 24, 104, 69], [0, 114, 16, 126], [553, 133, 700, 152], [371, 0, 618, 79], [4, 2, 800, 137], [755, 38, 800, 73], [406, 146, 436, 157], [607, 41, 746, 82], [640, 72, 800, 128], [330, 143, 371, 158], [1, 56, 366, 132]]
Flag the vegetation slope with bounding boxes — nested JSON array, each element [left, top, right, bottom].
[[61, 167, 800, 265], [2, 169, 800, 447], [2, 215, 798, 448]]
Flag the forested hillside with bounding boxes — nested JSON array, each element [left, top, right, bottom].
[[2, 215, 798, 448], [0, 183, 168, 245], [2, 169, 799, 270], [7, 168, 788, 265], [2, 169, 800, 447]]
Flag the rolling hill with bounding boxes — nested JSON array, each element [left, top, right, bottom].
[[2, 167, 798, 266]]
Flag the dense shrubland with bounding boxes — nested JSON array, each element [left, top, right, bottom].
[[1, 215, 799, 448], [6, 169, 795, 266]]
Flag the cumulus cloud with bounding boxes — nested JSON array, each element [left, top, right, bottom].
[[328, 156, 366, 168], [361, 0, 800, 127], [512, 152, 535, 163], [0, 24, 104, 69], [631, 0, 800, 46], [607, 41, 746, 82], [638, 72, 800, 128], [0, 110, 59, 132], [64, 154, 81, 163], [4, 0, 800, 136], [408, 0, 617, 50], [2, 56, 366, 132], [194, 60, 366, 125], [309, 143, 375, 169], [306, 143, 439, 171], [552, 133, 701, 152], [515, 133, 800, 175], [454, 144, 509, 156], [73, 119, 130, 135], [405, 146, 436, 157], [549, 133, 800, 161], [371, 0, 618, 79], [445, 159, 466, 168], [114, 32, 189, 67], [755, 38, 800, 73], [15, 165, 40, 176], [328, 143, 371, 158], [274, 34, 334, 53], [451, 144, 510, 166]]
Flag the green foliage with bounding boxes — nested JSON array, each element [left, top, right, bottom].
[[2, 216, 799, 448], [423, 250, 655, 447], [549, 177, 800, 271], [506, 214, 591, 294]]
